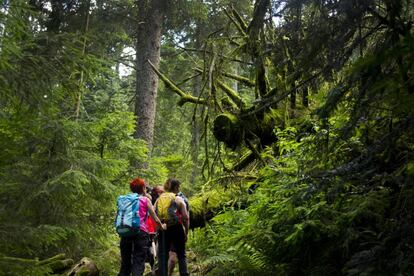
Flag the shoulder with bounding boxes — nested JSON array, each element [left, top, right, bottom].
[[175, 195, 185, 205], [140, 195, 151, 204], [177, 192, 190, 208]]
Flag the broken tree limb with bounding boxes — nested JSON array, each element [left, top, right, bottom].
[[1, 253, 66, 266], [174, 46, 254, 65], [147, 60, 208, 106], [38, 253, 66, 265], [222, 71, 255, 87], [216, 80, 245, 108], [196, 67, 255, 87], [0, 253, 74, 274], [243, 70, 323, 118], [194, 67, 246, 107]]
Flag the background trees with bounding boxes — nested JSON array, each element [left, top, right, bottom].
[[0, 1, 146, 274], [1, 0, 413, 275]]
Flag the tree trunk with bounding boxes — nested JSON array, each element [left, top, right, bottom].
[[134, 0, 165, 155], [189, 18, 204, 185], [190, 74, 202, 184]]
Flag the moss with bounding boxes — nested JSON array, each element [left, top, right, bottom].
[[213, 113, 242, 149]]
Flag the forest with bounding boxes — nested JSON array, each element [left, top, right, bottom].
[[0, 0, 413, 275]]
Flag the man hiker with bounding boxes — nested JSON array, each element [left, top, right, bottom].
[[156, 178, 189, 276], [168, 190, 190, 276]]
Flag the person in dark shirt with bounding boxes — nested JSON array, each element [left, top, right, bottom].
[[168, 191, 190, 276], [157, 179, 189, 276]]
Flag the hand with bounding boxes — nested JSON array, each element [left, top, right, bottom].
[[161, 223, 167, 230]]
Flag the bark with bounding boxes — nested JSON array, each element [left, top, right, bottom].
[[75, 0, 91, 120], [134, 0, 165, 154], [190, 72, 202, 185], [247, 0, 271, 98], [302, 87, 309, 107], [190, 14, 205, 185]]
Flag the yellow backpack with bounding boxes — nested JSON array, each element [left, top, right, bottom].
[[156, 192, 179, 225]]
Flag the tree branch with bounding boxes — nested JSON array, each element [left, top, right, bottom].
[[147, 60, 207, 106], [221, 71, 255, 87]]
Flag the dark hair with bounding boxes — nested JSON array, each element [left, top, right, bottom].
[[168, 178, 181, 192], [150, 185, 164, 204], [163, 178, 171, 191]]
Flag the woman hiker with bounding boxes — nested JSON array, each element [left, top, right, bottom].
[[117, 177, 166, 276]]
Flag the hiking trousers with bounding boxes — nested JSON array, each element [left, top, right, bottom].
[[118, 231, 150, 276], [158, 224, 189, 276]]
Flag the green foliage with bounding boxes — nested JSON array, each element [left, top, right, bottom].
[[0, 112, 146, 257], [187, 1, 414, 275], [2, 0, 414, 275], [0, 1, 148, 274]]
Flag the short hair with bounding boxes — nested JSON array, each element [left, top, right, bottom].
[[151, 185, 164, 204], [164, 178, 171, 191], [168, 178, 181, 192], [130, 177, 145, 194]]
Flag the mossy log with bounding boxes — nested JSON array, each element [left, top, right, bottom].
[[213, 110, 276, 147], [190, 210, 216, 229], [232, 151, 257, 171], [213, 113, 242, 149], [189, 173, 256, 228]]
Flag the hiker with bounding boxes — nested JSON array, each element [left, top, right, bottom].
[[145, 185, 164, 274], [115, 177, 166, 276], [168, 190, 190, 276], [161, 180, 190, 275], [156, 179, 189, 276], [151, 185, 165, 204]]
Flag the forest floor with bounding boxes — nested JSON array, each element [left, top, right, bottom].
[[144, 249, 202, 276]]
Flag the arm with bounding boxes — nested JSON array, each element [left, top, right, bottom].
[[147, 198, 166, 230], [177, 198, 189, 237]]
